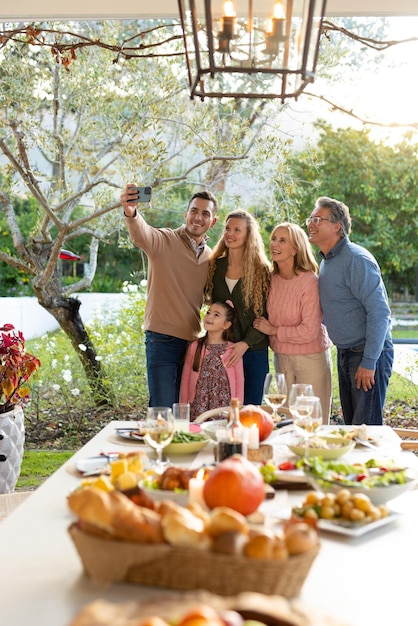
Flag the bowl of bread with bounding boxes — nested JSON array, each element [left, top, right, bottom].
[[67, 485, 320, 598], [69, 590, 342, 626]]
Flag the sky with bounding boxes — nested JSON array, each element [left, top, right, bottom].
[[279, 16, 418, 148]]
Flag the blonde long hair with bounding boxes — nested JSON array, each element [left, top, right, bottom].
[[205, 210, 271, 316], [271, 222, 319, 276]]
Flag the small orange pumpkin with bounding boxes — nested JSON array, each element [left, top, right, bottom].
[[239, 405, 274, 442], [202, 454, 265, 516]]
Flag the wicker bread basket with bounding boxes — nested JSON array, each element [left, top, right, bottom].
[[69, 524, 319, 598]]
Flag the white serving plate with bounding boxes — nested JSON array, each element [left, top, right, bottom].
[[140, 484, 189, 506], [75, 456, 110, 475], [287, 439, 355, 460], [115, 427, 145, 442], [316, 511, 401, 537], [271, 468, 307, 484], [306, 473, 417, 506], [275, 508, 401, 537], [200, 420, 228, 441]]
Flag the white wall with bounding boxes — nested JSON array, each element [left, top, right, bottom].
[[0, 294, 126, 340]]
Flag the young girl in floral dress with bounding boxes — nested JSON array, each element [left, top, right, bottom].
[[180, 301, 244, 422]]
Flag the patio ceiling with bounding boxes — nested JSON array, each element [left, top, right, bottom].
[[2, 0, 418, 21]]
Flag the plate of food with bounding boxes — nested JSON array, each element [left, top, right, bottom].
[[75, 455, 110, 476], [316, 511, 401, 537], [286, 488, 401, 537], [287, 436, 355, 460], [258, 460, 310, 489], [115, 427, 145, 442], [164, 431, 211, 455], [69, 591, 331, 626], [302, 457, 417, 505], [141, 484, 189, 506], [324, 425, 383, 447], [140, 466, 212, 506]]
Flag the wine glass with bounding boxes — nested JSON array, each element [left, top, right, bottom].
[[263, 373, 287, 423], [288, 383, 314, 411], [142, 407, 175, 471], [290, 395, 322, 457]]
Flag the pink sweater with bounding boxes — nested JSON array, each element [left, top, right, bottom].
[[267, 272, 331, 355], [180, 341, 244, 404]]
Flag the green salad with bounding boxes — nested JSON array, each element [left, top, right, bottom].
[[301, 456, 409, 489]]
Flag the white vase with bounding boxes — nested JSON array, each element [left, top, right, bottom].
[[0, 405, 25, 494]]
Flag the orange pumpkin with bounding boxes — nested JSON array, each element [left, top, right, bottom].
[[176, 606, 224, 626], [239, 405, 274, 442], [202, 454, 265, 516]]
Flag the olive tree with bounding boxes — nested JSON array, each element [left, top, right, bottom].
[[0, 21, 293, 404]]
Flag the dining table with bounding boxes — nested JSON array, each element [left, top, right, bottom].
[[1, 420, 417, 626]]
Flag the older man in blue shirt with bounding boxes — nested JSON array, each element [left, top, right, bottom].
[[307, 196, 393, 425]]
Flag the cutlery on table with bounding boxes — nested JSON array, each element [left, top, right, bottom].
[[354, 437, 378, 449]]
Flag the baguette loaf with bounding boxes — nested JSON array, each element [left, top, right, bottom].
[[67, 487, 164, 543]]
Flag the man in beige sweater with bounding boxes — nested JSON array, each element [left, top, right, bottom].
[[121, 185, 218, 407]]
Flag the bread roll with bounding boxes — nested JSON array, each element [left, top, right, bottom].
[[67, 487, 164, 543], [162, 507, 211, 549], [207, 507, 248, 538], [244, 528, 276, 560], [155, 499, 183, 519], [186, 502, 211, 526], [211, 531, 247, 555], [284, 523, 318, 555], [112, 499, 164, 543], [67, 487, 115, 534]]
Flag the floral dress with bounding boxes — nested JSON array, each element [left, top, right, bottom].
[[190, 343, 231, 421]]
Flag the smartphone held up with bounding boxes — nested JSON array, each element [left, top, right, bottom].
[[127, 186, 152, 203]]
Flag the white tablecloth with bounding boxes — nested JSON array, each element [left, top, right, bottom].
[[0, 421, 417, 626]]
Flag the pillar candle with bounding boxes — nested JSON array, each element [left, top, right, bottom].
[[188, 470, 207, 508], [247, 424, 259, 450]]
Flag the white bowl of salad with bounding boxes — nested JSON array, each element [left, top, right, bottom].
[[302, 457, 417, 505]]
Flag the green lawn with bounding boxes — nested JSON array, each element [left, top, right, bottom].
[[392, 330, 418, 339], [17, 450, 74, 490]]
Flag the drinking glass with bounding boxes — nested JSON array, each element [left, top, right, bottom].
[[290, 395, 323, 460], [291, 395, 322, 439], [263, 373, 287, 422], [142, 407, 175, 471], [288, 383, 314, 412], [172, 403, 190, 433]]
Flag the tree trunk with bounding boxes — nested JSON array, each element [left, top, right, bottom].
[[33, 286, 114, 407]]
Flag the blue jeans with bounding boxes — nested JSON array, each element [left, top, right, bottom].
[[145, 331, 188, 407], [337, 338, 394, 425], [243, 347, 269, 405]]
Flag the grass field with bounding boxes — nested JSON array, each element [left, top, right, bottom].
[[17, 450, 74, 490]]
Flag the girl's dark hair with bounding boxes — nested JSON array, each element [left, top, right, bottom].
[[192, 302, 236, 371]]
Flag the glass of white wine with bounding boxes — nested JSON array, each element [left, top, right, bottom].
[[290, 395, 322, 456], [142, 407, 175, 471], [263, 373, 287, 422], [288, 383, 314, 410]]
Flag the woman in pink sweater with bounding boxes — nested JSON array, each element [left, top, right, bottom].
[[180, 301, 244, 421], [254, 223, 332, 423]]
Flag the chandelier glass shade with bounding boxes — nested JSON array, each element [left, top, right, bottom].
[[178, 0, 327, 101]]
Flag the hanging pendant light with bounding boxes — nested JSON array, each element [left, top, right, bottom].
[[178, 0, 327, 101]]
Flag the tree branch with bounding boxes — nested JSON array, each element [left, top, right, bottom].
[[304, 92, 418, 129], [322, 20, 418, 51]]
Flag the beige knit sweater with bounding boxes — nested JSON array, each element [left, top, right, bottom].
[[125, 213, 211, 341]]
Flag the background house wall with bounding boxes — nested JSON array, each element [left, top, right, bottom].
[[0, 294, 126, 340]]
